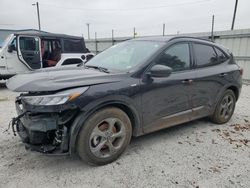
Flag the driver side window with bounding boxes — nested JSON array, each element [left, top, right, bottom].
[[155, 43, 190, 72], [19, 37, 39, 51]]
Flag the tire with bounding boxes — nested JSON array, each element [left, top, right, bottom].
[[210, 89, 236, 124], [76, 107, 132, 165]]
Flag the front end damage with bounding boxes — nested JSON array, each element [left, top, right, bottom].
[[13, 95, 79, 155]]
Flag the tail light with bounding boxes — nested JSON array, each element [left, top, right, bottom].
[[240, 68, 243, 76]]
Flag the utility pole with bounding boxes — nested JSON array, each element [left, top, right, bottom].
[[86, 23, 90, 39], [231, 0, 238, 30], [133, 27, 136, 38], [211, 15, 215, 42], [95, 32, 98, 54], [112, 29, 114, 45], [163, 23, 165, 36], [32, 2, 41, 30]]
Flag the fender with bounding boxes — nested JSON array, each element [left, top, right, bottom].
[[210, 83, 241, 115], [69, 95, 142, 154]]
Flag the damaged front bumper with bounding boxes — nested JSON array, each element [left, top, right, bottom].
[[13, 96, 78, 155]]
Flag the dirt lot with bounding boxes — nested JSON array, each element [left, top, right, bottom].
[[0, 82, 250, 188]]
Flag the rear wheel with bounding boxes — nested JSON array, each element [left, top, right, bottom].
[[76, 107, 132, 165], [211, 90, 236, 124]]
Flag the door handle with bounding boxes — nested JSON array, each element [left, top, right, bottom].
[[182, 79, 193, 84], [219, 73, 227, 77]]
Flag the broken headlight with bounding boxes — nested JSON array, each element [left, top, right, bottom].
[[22, 87, 89, 106]]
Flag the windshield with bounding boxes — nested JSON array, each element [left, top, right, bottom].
[[85, 40, 164, 72], [0, 34, 13, 48]]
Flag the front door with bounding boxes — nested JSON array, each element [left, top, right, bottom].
[[141, 42, 195, 133], [4, 36, 30, 74], [17, 35, 42, 69]]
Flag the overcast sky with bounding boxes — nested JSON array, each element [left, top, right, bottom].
[[0, 0, 250, 38]]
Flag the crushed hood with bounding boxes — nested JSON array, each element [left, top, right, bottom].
[[6, 66, 123, 92]]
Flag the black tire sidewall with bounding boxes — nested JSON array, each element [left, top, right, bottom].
[[76, 107, 132, 165]]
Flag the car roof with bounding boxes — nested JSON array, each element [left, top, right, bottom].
[[131, 35, 214, 44], [131, 36, 174, 42], [13, 30, 84, 40], [131, 36, 230, 55]]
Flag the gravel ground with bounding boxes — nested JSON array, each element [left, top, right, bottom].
[[0, 82, 250, 188]]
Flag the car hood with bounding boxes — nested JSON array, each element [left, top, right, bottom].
[[7, 66, 124, 92]]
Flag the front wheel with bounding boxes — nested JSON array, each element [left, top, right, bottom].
[[76, 107, 132, 165], [210, 89, 236, 124]]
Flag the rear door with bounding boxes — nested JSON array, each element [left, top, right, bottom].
[[17, 35, 42, 69], [191, 42, 230, 117]]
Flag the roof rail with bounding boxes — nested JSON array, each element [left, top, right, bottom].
[[169, 36, 214, 43]]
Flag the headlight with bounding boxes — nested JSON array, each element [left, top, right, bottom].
[[22, 87, 89, 106]]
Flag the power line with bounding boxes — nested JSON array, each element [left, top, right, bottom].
[[40, 0, 211, 12]]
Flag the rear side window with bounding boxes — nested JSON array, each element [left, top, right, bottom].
[[193, 43, 217, 67], [62, 58, 82, 65], [63, 39, 86, 53], [155, 43, 190, 71], [214, 47, 228, 63]]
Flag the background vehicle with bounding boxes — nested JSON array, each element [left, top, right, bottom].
[[7, 36, 242, 165], [0, 31, 94, 80]]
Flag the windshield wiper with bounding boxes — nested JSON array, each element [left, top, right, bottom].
[[85, 65, 110, 73]]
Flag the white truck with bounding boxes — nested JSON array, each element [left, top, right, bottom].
[[0, 31, 93, 80]]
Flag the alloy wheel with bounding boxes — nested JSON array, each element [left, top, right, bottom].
[[89, 118, 126, 158], [218, 94, 234, 121]]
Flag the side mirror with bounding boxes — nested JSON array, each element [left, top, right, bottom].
[[7, 44, 16, 53], [149, 64, 172, 78], [81, 55, 86, 61], [86, 54, 94, 61], [81, 54, 94, 62]]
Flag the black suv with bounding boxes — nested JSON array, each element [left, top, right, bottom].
[[7, 36, 242, 165]]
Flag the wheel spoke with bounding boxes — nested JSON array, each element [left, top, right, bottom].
[[105, 118, 117, 132], [227, 105, 233, 113], [221, 102, 227, 108], [112, 131, 124, 139], [111, 126, 125, 138], [226, 96, 229, 104], [91, 138, 107, 157], [91, 126, 106, 138], [106, 140, 117, 155], [226, 96, 233, 116], [227, 100, 232, 107], [221, 108, 227, 117]]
